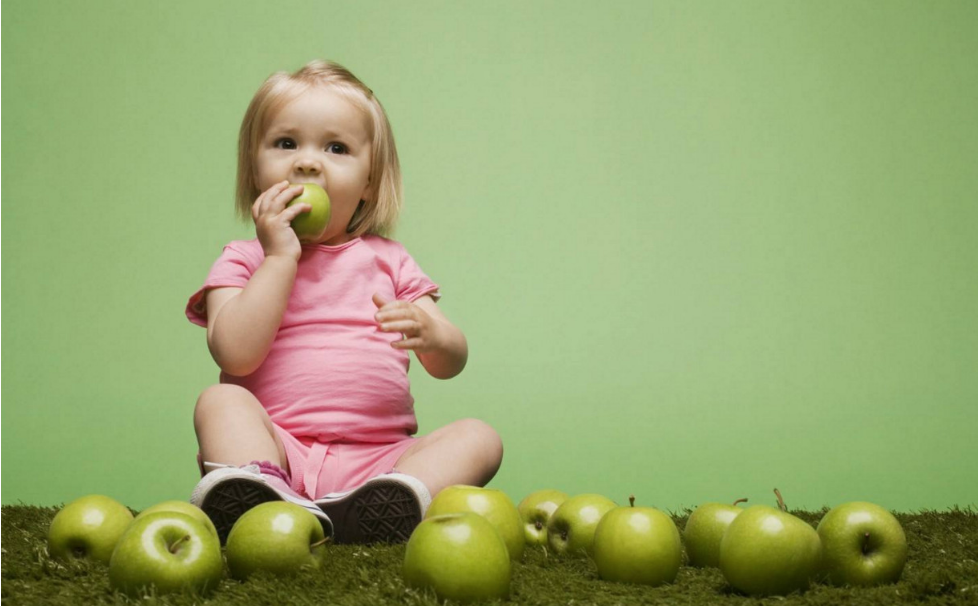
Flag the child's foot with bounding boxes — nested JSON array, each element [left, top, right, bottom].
[[190, 463, 333, 544], [313, 472, 430, 544]]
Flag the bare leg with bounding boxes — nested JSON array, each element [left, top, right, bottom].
[[393, 418, 503, 497], [193, 384, 288, 473]]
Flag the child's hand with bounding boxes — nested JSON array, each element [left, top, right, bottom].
[[252, 181, 309, 261], [373, 293, 444, 353]]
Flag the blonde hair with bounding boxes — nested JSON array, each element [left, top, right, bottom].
[[236, 60, 402, 237]]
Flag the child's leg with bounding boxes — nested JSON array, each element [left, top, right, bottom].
[[191, 384, 335, 542], [393, 418, 503, 497], [193, 384, 288, 472]]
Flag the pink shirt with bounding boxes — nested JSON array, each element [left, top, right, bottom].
[[186, 236, 440, 443]]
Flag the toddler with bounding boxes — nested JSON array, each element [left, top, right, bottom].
[[186, 60, 502, 544]]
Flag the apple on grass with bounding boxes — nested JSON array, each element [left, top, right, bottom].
[[719, 489, 822, 596], [403, 513, 510, 603], [136, 500, 218, 540], [518, 489, 569, 547], [817, 501, 908, 586], [48, 494, 134, 564], [425, 485, 525, 561], [683, 498, 748, 568], [592, 495, 682, 586], [108, 511, 223, 597], [225, 501, 329, 581], [287, 183, 331, 242], [547, 493, 617, 557]]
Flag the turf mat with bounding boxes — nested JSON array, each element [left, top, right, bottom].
[[3, 505, 977, 604]]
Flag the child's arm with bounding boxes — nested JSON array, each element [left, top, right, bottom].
[[206, 182, 310, 376], [373, 293, 468, 380]]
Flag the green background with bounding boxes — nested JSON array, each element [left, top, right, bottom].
[[3, 1, 976, 512]]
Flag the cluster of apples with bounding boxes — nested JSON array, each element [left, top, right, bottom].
[[687, 490, 908, 595], [47, 495, 329, 597], [402, 486, 909, 602]]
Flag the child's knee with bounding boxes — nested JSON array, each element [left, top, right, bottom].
[[193, 384, 254, 429], [457, 418, 503, 466]]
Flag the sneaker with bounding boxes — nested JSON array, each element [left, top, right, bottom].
[[313, 472, 430, 544], [190, 464, 334, 544]]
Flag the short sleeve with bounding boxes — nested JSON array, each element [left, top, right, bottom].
[[185, 241, 265, 326], [395, 245, 441, 303]]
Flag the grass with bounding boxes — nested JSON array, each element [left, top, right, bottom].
[[3, 505, 977, 605]]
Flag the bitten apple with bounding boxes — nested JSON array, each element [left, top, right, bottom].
[[817, 501, 908, 586], [287, 183, 331, 241]]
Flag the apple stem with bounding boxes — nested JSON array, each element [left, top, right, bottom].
[[733, 498, 748, 507], [310, 537, 331, 551], [169, 535, 191, 554], [862, 532, 871, 554], [629, 495, 635, 507], [774, 488, 787, 512]]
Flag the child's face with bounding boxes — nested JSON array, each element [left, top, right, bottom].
[[255, 85, 373, 246]]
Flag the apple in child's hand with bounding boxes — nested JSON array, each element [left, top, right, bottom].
[[547, 493, 617, 557], [817, 501, 908, 586], [225, 501, 329, 580], [108, 511, 223, 597], [136, 500, 218, 540], [403, 513, 511, 603], [518, 489, 569, 546], [287, 182, 331, 241], [683, 498, 748, 567], [719, 489, 822, 596], [592, 495, 682, 586], [48, 494, 134, 564], [426, 485, 525, 561]]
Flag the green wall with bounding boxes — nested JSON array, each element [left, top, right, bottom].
[[3, 1, 976, 512]]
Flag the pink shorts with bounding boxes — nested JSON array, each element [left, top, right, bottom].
[[273, 426, 417, 500]]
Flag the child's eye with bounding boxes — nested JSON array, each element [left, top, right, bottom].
[[274, 138, 297, 150], [327, 143, 348, 154]]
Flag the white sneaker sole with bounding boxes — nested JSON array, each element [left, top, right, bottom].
[[313, 473, 429, 544]]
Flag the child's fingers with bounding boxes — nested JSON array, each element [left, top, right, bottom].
[[269, 183, 305, 213], [282, 202, 312, 222], [379, 319, 419, 335], [252, 181, 291, 219], [375, 303, 417, 324], [391, 336, 423, 351]]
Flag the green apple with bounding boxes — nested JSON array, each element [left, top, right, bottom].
[[136, 500, 218, 540], [108, 511, 223, 597], [225, 501, 328, 580], [403, 513, 510, 603], [817, 501, 908, 586], [683, 498, 748, 567], [517, 489, 569, 547], [592, 496, 682, 586], [48, 494, 134, 564], [547, 493, 617, 557], [719, 489, 822, 596], [287, 182, 331, 241], [425, 485, 525, 561]]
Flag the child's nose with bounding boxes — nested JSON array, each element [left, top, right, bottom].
[[293, 154, 322, 176]]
